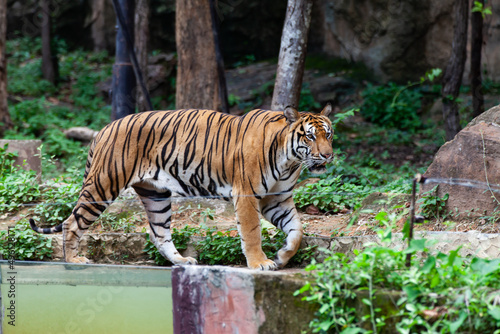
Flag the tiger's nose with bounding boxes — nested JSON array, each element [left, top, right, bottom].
[[322, 152, 333, 160]]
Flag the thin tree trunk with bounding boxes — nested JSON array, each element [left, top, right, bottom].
[[111, 0, 136, 120], [208, 0, 229, 114], [41, 0, 57, 85], [441, 0, 468, 141], [175, 0, 221, 111], [271, 0, 313, 111], [89, 0, 109, 52], [470, 0, 484, 118], [0, 0, 12, 136], [135, 0, 149, 112]]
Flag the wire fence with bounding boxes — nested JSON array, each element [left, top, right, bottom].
[[1, 175, 499, 210]]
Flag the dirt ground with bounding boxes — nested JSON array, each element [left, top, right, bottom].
[[101, 197, 500, 237], [2, 192, 499, 236]]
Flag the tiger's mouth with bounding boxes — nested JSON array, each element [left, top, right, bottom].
[[308, 162, 328, 174]]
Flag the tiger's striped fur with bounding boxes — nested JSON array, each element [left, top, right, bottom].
[[30, 105, 333, 270]]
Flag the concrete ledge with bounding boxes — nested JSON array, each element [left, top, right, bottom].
[[171, 265, 314, 334], [302, 231, 500, 260], [46, 231, 500, 265]]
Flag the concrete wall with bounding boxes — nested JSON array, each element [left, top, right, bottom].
[[171, 266, 316, 334]]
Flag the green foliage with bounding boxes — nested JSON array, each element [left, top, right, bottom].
[[294, 176, 370, 212], [144, 224, 316, 267], [299, 83, 321, 111], [7, 59, 56, 96], [228, 94, 241, 107], [96, 209, 144, 234], [0, 221, 53, 260], [0, 170, 40, 213], [472, 1, 492, 18], [417, 185, 449, 220], [296, 152, 416, 213], [5, 37, 112, 179], [32, 177, 81, 226], [361, 82, 423, 131], [361, 68, 442, 132], [231, 54, 256, 68], [296, 212, 500, 333], [0, 144, 17, 177], [144, 225, 199, 266], [196, 227, 245, 265], [0, 146, 40, 213]]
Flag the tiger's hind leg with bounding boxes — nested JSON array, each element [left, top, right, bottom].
[[63, 186, 114, 263], [260, 193, 303, 268], [133, 183, 197, 265]]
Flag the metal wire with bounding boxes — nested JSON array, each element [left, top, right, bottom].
[[1, 176, 499, 209]]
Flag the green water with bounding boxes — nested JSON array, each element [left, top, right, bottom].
[[0, 261, 173, 334]]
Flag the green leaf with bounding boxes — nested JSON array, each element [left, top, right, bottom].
[[472, 258, 500, 276], [449, 312, 467, 333], [402, 221, 411, 240], [404, 238, 427, 254], [488, 306, 500, 320], [340, 328, 364, 334], [374, 211, 388, 222], [403, 285, 421, 302], [421, 256, 436, 274]]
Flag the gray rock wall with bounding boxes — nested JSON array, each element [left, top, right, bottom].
[[312, 0, 500, 82]]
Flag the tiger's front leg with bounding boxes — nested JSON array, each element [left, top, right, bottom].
[[260, 194, 303, 268], [234, 195, 277, 270]]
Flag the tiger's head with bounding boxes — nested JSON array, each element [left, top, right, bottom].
[[284, 104, 334, 174]]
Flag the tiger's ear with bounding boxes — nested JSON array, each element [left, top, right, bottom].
[[284, 106, 300, 124], [320, 103, 332, 117]]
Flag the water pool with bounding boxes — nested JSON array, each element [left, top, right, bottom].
[[0, 261, 173, 334]]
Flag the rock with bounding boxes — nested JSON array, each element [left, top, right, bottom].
[[312, 0, 500, 82], [464, 105, 500, 129], [0, 140, 42, 181], [63, 127, 98, 144], [422, 109, 500, 218], [360, 192, 410, 213], [305, 74, 356, 106]]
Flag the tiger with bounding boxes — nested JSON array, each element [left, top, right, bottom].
[[30, 104, 334, 270]]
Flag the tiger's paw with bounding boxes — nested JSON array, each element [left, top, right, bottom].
[[248, 259, 277, 271], [174, 256, 198, 265], [68, 256, 90, 264]]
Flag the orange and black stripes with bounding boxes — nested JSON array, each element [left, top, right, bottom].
[[30, 105, 334, 269]]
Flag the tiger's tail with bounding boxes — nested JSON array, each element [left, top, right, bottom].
[[29, 219, 63, 234]]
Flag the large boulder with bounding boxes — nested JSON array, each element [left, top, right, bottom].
[[421, 105, 500, 218]]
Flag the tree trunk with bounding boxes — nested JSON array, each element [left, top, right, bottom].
[[134, 0, 150, 112], [175, 0, 221, 111], [470, 0, 484, 118], [208, 0, 229, 114], [111, 0, 136, 121], [441, 0, 468, 141], [271, 0, 313, 111], [41, 0, 58, 85], [0, 0, 12, 136], [88, 0, 115, 52]]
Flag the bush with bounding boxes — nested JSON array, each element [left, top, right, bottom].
[[0, 221, 53, 260], [294, 176, 370, 213], [144, 224, 316, 267], [361, 82, 423, 131], [296, 212, 500, 333], [0, 145, 40, 213], [32, 178, 81, 226]]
